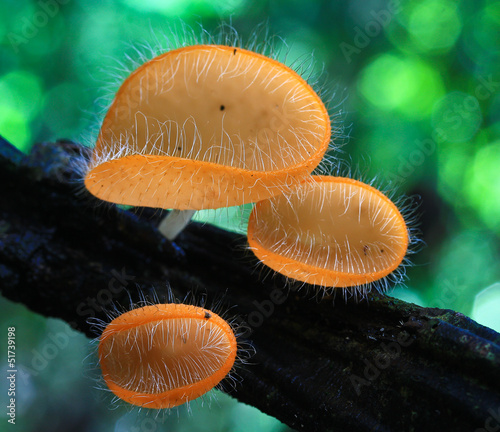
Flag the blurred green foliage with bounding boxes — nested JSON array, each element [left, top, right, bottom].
[[1, 0, 499, 430]]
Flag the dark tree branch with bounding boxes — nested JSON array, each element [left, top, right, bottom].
[[1, 138, 499, 432]]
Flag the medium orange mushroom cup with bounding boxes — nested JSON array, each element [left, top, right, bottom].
[[84, 45, 331, 239], [247, 175, 411, 293]]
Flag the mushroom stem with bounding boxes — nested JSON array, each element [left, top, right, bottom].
[[158, 209, 196, 240]]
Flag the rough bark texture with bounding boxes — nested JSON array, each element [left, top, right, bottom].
[[1, 138, 499, 432]]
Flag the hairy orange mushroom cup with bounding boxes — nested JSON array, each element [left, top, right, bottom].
[[84, 45, 331, 239], [247, 176, 411, 293], [98, 303, 237, 409]]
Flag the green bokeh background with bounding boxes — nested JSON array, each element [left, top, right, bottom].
[[1, 0, 499, 430]]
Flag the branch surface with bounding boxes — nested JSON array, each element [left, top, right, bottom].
[[1, 139, 499, 432]]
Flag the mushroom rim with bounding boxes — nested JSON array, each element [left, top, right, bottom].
[[98, 303, 236, 339], [101, 354, 236, 409], [247, 235, 408, 288], [85, 149, 332, 180], [110, 43, 330, 116]]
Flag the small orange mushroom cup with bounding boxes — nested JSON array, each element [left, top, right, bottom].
[[247, 175, 411, 293], [84, 45, 331, 239]]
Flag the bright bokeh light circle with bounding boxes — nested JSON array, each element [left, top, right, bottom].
[[472, 282, 500, 332], [464, 142, 500, 233], [408, 0, 462, 52], [359, 54, 444, 118]]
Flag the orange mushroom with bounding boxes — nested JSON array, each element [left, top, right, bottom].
[[247, 175, 411, 291], [98, 303, 237, 409], [84, 45, 331, 239]]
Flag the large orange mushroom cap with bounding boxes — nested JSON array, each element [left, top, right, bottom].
[[85, 45, 331, 210], [247, 176, 410, 289]]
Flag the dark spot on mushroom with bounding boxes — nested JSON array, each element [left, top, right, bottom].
[[181, 335, 187, 343], [233, 48, 237, 55], [363, 245, 369, 256], [220, 105, 225, 111], [177, 146, 182, 151], [380, 249, 384, 253], [204, 312, 211, 319]]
